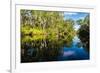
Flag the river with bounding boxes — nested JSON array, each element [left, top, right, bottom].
[[57, 35, 89, 61], [21, 35, 89, 62]]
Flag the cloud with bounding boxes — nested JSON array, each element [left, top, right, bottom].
[[78, 16, 85, 19], [63, 51, 75, 56]]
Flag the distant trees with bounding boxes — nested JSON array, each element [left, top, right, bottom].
[[76, 19, 83, 25], [77, 14, 90, 53], [76, 14, 89, 26]]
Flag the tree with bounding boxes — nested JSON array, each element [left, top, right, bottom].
[[78, 14, 90, 53], [76, 19, 84, 25]]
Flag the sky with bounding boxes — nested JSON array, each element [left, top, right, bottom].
[[63, 12, 89, 31], [64, 12, 89, 21]]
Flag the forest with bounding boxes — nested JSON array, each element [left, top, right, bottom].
[[20, 10, 90, 62]]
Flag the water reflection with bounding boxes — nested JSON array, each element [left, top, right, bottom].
[[21, 35, 89, 63]]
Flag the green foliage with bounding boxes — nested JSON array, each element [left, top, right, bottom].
[[76, 19, 84, 25], [76, 14, 90, 26], [78, 14, 90, 53], [20, 10, 76, 47], [20, 10, 78, 61]]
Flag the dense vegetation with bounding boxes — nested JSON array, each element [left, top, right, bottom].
[[21, 10, 76, 48], [20, 10, 76, 62], [77, 15, 90, 53]]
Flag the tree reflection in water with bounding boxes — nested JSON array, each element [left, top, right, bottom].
[[21, 34, 73, 62]]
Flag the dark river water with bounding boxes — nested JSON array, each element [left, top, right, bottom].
[[21, 35, 89, 63], [57, 36, 89, 61]]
